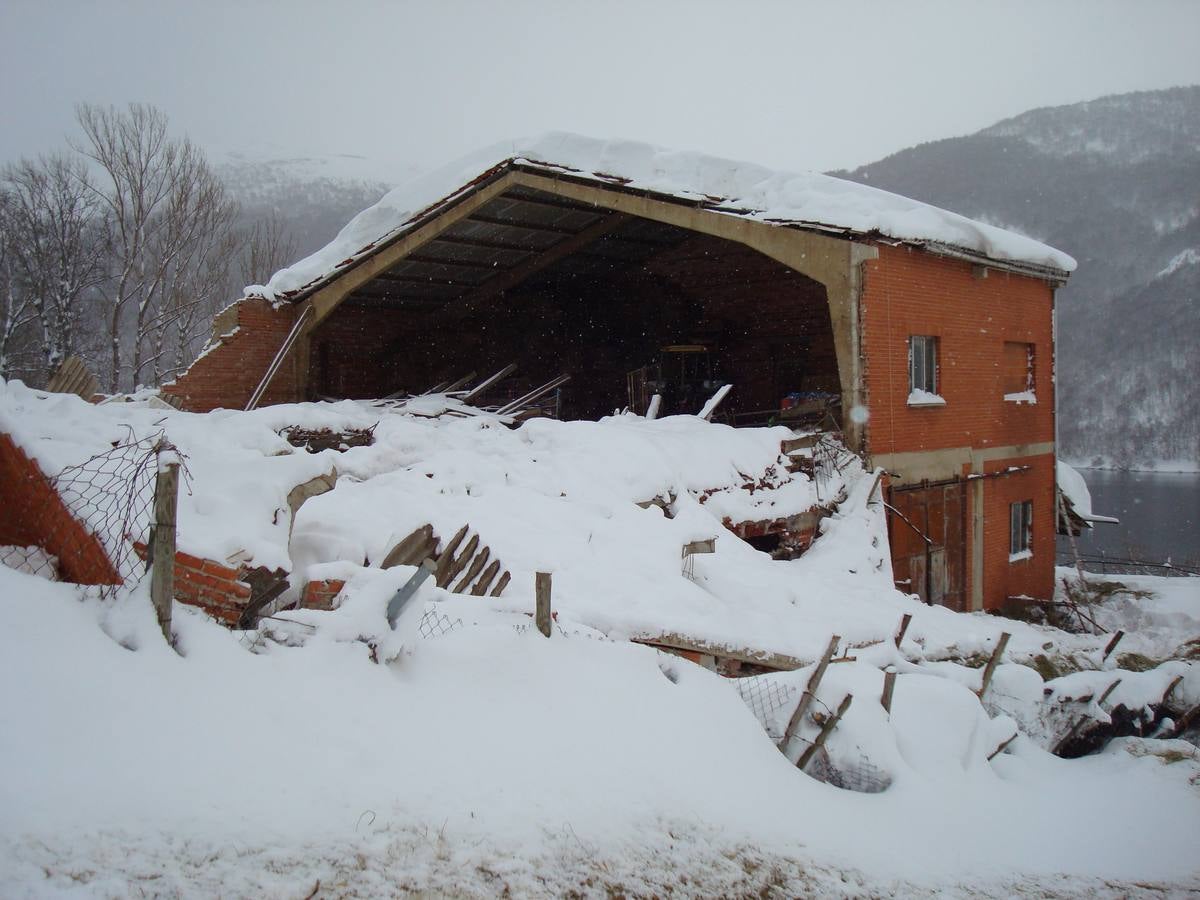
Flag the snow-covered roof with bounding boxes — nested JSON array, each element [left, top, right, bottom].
[[247, 132, 1077, 302]]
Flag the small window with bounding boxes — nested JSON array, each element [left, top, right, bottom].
[[909, 335, 939, 401], [1010, 500, 1033, 560], [1003, 342, 1035, 402]]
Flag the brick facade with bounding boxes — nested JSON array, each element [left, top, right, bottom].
[[861, 244, 1055, 458], [862, 244, 1058, 610]]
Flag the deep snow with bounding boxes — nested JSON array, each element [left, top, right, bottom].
[[1, 380, 1198, 896]]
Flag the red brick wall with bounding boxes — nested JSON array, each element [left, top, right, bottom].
[[861, 244, 1059, 611], [163, 299, 301, 412], [861, 244, 1055, 457], [0, 432, 121, 585], [979, 453, 1057, 608]]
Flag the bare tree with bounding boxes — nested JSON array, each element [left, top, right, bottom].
[[0, 191, 40, 380], [1, 155, 104, 382], [74, 103, 236, 391], [238, 211, 298, 289]]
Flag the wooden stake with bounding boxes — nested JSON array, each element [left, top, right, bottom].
[[150, 445, 179, 645], [535, 572, 552, 637], [987, 732, 1018, 761], [798, 693, 853, 770], [1102, 630, 1125, 662], [881, 668, 897, 713], [779, 634, 840, 763], [894, 613, 912, 648], [977, 632, 1011, 700], [1098, 678, 1122, 706]]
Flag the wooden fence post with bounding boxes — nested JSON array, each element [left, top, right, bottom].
[[535, 572, 552, 637], [779, 634, 840, 763], [150, 443, 180, 645], [881, 668, 897, 713], [977, 632, 1011, 700], [798, 693, 854, 770]]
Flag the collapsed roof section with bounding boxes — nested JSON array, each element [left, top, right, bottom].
[[246, 132, 1076, 306]]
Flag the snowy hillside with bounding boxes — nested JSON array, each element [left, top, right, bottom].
[[834, 86, 1200, 470], [2, 380, 1199, 896]]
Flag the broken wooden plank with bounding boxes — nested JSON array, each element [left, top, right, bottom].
[[471, 559, 501, 596], [461, 363, 518, 403], [433, 525, 470, 584], [894, 613, 912, 648], [490, 570, 511, 598], [798, 693, 853, 770], [452, 546, 491, 593], [631, 632, 806, 673], [698, 384, 732, 421], [437, 533, 479, 588], [381, 524, 434, 569], [495, 373, 571, 416]]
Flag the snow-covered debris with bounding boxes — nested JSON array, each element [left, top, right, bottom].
[[247, 132, 1076, 302]]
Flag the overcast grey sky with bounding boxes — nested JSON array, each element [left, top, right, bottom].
[[3, 0, 1199, 178]]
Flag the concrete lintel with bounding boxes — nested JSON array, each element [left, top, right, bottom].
[[873, 442, 1055, 486]]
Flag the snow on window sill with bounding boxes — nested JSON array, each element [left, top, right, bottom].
[[1004, 391, 1037, 405], [1008, 549, 1032, 563], [907, 389, 946, 407]]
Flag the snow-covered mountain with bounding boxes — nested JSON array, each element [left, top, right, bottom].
[[833, 86, 1200, 470], [212, 145, 418, 266]]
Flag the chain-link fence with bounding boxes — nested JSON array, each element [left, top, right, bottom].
[[732, 674, 798, 742], [0, 428, 163, 600]]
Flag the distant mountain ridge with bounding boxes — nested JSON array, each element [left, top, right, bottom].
[[832, 86, 1200, 469]]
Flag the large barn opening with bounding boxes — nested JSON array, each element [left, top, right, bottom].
[[306, 184, 841, 425]]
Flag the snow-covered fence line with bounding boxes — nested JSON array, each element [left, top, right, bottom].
[[1, 428, 167, 598]]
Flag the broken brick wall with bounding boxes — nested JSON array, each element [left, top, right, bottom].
[[162, 299, 301, 412], [0, 431, 120, 584]]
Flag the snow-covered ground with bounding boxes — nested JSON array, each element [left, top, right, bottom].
[[1, 379, 1198, 896]]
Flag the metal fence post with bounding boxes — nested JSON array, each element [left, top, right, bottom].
[[150, 442, 180, 644]]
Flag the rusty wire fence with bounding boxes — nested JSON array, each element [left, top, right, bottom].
[[0, 428, 164, 600]]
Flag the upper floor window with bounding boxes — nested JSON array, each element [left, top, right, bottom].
[[908, 335, 944, 405], [1010, 499, 1033, 560], [1003, 342, 1036, 403]]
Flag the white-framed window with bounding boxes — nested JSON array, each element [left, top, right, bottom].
[[1003, 341, 1036, 403], [908, 335, 943, 405], [1010, 499, 1033, 561]]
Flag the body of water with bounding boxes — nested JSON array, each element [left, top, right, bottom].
[[1057, 468, 1200, 568]]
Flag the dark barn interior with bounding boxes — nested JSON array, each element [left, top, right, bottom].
[[307, 184, 842, 423]]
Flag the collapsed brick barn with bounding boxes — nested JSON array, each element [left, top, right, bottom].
[[164, 134, 1074, 612]]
